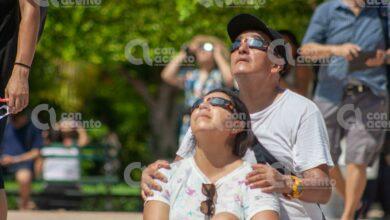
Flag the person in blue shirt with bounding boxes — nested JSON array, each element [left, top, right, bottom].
[[0, 111, 43, 210], [301, 0, 389, 219]]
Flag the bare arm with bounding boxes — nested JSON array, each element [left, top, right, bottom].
[[161, 51, 187, 88], [1, 149, 40, 166], [300, 42, 361, 62], [143, 201, 169, 220], [5, 0, 40, 114], [76, 126, 89, 147], [14, 148, 40, 163], [214, 45, 233, 88], [16, 0, 40, 66], [251, 211, 279, 220], [247, 164, 331, 205], [295, 164, 331, 204]]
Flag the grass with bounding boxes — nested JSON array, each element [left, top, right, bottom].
[[4, 180, 143, 211]]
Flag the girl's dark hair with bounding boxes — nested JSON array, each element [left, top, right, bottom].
[[192, 88, 255, 157]]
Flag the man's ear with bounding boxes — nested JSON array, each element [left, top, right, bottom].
[[270, 63, 283, 75]]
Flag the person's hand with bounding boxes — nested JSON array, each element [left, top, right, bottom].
[[366, 50, 385, 67], [246, 164, 292, 194], [331, 43, 361, 61], [213, 44, 223, 59], [5, 64, 29, 114], [188, 41, 198, 53], [140, 160, 170, 200], [386, 49, 390, 64], [0, 155, 16, 166]]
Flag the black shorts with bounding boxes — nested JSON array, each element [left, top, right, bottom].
[[0, 33, 16, 190]]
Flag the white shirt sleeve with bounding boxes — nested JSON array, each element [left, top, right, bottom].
[[244, 188, 280, 219], [144, 167, 171, 206], [293, 109, 334, 173], [176, 127, 196, 158]]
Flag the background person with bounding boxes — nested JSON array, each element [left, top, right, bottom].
[[0, 0, 47, 218], [161, 35, 233, 144], [278, 30, 314, 98], [0, 111, 43, 210], [144, 88, 280, 220], [301, 0, 389, 219], [40, 119, 89, 181], [37, 119, 89, 210]]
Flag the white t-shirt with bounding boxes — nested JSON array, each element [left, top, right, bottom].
[[177, 89, 334, 220], [41, 147, 80, 181], [146, 157, 280, 220]]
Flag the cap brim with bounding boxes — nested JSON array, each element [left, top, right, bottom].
[[227, 14, 275, 42]]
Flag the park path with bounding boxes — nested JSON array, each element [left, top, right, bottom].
[[8, 210, 143, 220]]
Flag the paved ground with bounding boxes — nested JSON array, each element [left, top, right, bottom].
[[8, 211, 143, 220]]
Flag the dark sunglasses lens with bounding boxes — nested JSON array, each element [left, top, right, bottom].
[[248, 38, 265, 49], [192, 98, 203, 112], [209, 97, 234, 112], [209, 97, 226, 106], [230, 40, 241, 52]]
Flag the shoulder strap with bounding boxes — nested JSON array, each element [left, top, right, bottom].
[[252, 137, 290, 175]]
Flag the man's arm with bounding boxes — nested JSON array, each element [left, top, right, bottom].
[[247, 108, 333, 204], [5, 0, 40, 114], [247, 163, 331, 204], [1, 149, 40, 166], [14, 148, 40, 163], [300, 43, 361, 61], [295, 164, 331, 204]]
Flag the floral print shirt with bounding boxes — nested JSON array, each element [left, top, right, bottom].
[[146, 157, 280, 219]]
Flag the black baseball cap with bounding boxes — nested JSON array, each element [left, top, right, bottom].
[[227, 14, 289, 74], [228, 13, 279, 42]]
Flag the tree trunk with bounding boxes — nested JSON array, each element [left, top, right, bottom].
[[121, 69, 179, 159]]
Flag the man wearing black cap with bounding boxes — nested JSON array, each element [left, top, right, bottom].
[[141, 14, 333, 219]]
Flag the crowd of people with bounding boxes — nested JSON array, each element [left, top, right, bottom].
[[142, 0, 390, 219], [0, 112, 89, 210]]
